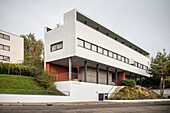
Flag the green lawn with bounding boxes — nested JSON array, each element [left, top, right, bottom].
[[0, 74, 64, 95]]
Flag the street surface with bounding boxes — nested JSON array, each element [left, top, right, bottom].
[[0, 102, 170, 113]]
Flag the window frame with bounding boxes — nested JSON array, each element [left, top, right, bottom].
[[50, 41, 63, 52]]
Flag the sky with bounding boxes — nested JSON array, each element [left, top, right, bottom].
[[0, 0, 170, 57]]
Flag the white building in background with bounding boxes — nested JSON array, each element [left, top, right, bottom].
[[0, 30, 24, 64], [44, 9, 150, 86]]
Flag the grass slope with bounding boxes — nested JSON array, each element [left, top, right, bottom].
[[0, 74, 64, 95], [109, 86, 165, 100]]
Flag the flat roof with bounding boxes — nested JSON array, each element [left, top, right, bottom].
[[76, 11, 150, 56]]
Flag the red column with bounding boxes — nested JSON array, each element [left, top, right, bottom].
[[117, 72, 125, 85], [46, 62, 50, 72]]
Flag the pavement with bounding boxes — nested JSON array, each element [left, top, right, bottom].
[[0, 101, 170, 113], [0, 99, 170, 106]]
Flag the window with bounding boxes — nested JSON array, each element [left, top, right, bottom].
[[4, 35, 10, 40], [51, 44, 57, 52], [125, 58, 129, 64], [122, 57, 125, 62], [138, 63, 141, 68], [85, 42, 91, 49], [51, 41, 63, 52], [113, 53, 117, 59], [109, 51, 112, 57], [0, 44, 3, 49], [0, 55, 10, 61], [0, 55, 3, 60], [56, 42, 63, 49], [118, 55, 121, 61], [77, 39, 84, 47], [0, 34, 3, 39], [103, 49, 108, 56], [4, 45, 10, 51], [92, 44, 97, 52], [4, 56, 10, 61], [98, 47, 103, 54], [134, 62, 138, 67]]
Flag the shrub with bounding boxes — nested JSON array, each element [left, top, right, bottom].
[[0, 62, 36, 77], [121, 79, 136, 87], [34, 71, 56, 90], [165, 78, 170, 88]]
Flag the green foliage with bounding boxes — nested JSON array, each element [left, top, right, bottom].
[[121, 79, 136, 87], [34, 71, 56, 90], [20, 33, 44, 70], [109, 86, 165, 100], [148, 49, 170, 78], [0, 74, 63, 95], [0, 62, 36, 77]]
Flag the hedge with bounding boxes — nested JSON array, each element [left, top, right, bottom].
[[121, 79, 136, 87], [0, 62, 36, 77]]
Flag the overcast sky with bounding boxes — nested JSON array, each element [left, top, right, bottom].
[[0, 0, 169, 57]]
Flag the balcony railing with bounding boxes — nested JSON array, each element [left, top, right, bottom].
[[55, 72, 115, 85]]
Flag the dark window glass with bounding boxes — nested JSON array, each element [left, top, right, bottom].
[[4, 56, 10, 61], [98, 47, 103, 54], [0, 34, 3, 39], [85, 42, 91, 49], [0, 55, 3, 60], [77, 39, 84, 47], [103, 49, 108, 56], [118, 55, 121, 61], [51, 41, 63, 52], [4, 35, 10, 40], [4, 45, 10, 51], [109, 51, 112, 57], [92, 45, 97, 52], [0, 44, 3, 49]]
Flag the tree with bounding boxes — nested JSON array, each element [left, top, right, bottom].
[[148, 49, 170, 96], [20, 33, 44, 70]]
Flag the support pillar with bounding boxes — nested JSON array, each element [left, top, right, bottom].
[[135, 74, 137, 85], [84, 61, 87, 82], [107, 67, 109, 85], [115, 69, 117, 86], [96, 64, 99, 84], [145, 77, 147, 87], [140, 75, 142, 86], [69, 57, 72, 81]]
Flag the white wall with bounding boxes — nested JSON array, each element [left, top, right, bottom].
[[44, 9, 150, 77], [55, 81, 117, 101], [0, 30, 24, 64], [44, 9, 76, 63], [0, 81, 117, 102]]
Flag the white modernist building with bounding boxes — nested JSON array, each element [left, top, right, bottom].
[[0, 30, 24, 64], [44, 9, 150, 86]]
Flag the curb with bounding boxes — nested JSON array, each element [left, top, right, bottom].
[[0, 100, 170, 106]]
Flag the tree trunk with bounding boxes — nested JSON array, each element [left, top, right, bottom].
[[162, 73, 165, 96], [160, 76, 163, 96]]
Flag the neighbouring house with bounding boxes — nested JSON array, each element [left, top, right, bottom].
[[0, 30, 24, 64], [44, 9, 150, 86]]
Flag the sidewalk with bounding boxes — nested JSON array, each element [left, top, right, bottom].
[[0, 99, 170, 106]]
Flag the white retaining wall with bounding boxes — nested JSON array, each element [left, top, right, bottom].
[[0, 81, 116, 103]]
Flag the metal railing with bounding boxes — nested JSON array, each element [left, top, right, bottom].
[[55, 72, 115, 85]]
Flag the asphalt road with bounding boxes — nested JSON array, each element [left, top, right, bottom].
[[0, 102, 170, 113]]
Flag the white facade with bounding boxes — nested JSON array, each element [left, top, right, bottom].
[[0, 30, 24, 64], [44, 9, 150, 85]]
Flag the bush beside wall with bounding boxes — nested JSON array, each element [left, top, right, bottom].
[[121, 79, 136, 87], [0, 62, 36, 77]]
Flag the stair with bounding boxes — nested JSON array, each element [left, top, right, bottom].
[[109, 86, 125, 98]]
